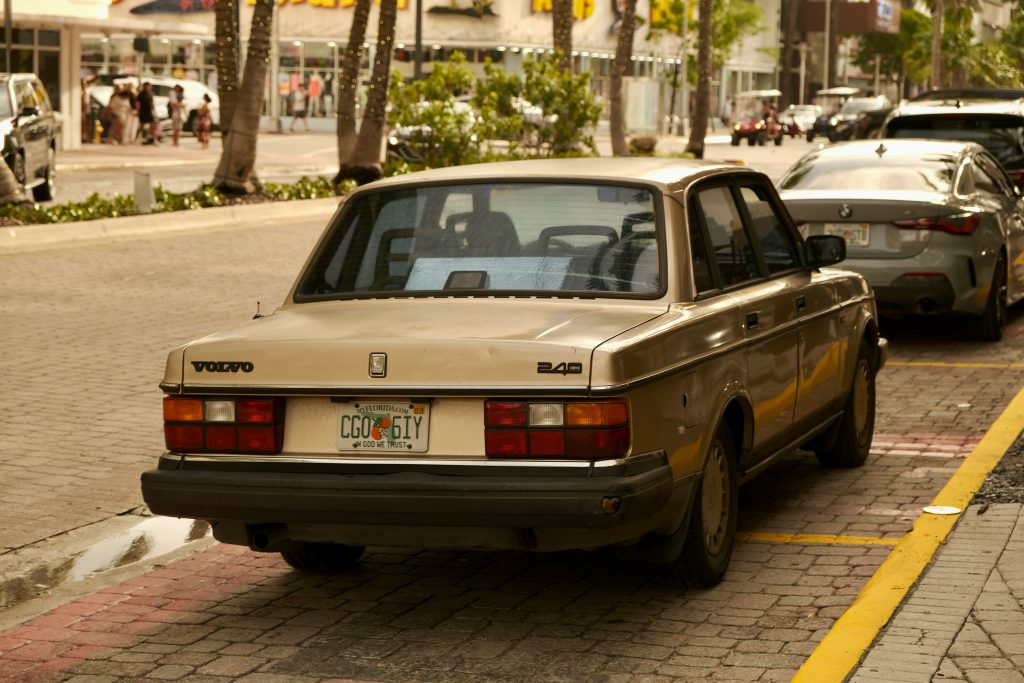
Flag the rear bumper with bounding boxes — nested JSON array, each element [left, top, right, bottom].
[[141, 451, 678, 537]]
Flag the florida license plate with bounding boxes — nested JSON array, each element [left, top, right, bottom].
[[337, 401, 430, 452], [824, 222, 870, 247]]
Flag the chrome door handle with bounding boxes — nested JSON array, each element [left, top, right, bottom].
[[796, 295, 807, 311], [745, 312, 759, 329]]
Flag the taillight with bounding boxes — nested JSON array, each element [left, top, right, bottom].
[[893, 213, 980, 236], [484, 400, 629, 460], [163, 396, 285, 455]]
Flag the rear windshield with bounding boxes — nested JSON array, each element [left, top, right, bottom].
[[886, 114, 1024, 171], [780, 153, 957, 192], [295, 182, 662, 300], [840, 99, 883, 115]]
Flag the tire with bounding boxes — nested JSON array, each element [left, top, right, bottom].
[[662, 427, 738, 587], [747, 136, 756, 147], [815, 342, 876, 468], [731, 135, 740, 146], [32, 147, 55, 202], [757, 133, 766, 146], [774, 134, 783, 146], [969, 254, 1007, 342], [280, 542, 365, 574], [806, 131, 815, 143]]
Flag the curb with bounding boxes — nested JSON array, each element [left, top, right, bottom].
[[0, 196, 341, 255]]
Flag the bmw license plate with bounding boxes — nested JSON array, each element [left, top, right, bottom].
[[337, 401, 430, 452], [824, 223, 870, 247]]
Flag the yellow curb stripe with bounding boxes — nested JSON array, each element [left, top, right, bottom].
[[737, 532, 900, 546], [791, 384, 1024, 683], [888, 360, 1024, 369]]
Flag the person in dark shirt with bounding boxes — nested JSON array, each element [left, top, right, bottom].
[[137, 81, 161, 145]]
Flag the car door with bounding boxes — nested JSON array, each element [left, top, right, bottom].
[[689, 182, 799, 463], [975, 153, 1024, 300], [735, 184, 844, 431]]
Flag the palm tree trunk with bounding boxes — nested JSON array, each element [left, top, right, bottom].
[[0, 160, 23, 204], [342, 0, 397, 185], [780, 0, 801, 105], [685, 0, 713, 158], [552, 0, 574, 73], [335, 0, 372, 185], [930, 0, 943, 88], [610, 0, 639, 156], [214, 0, 240, 141], [213, 0, 274, 194]]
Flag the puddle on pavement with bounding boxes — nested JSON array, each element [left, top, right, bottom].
[[0, 517, 210, 609]]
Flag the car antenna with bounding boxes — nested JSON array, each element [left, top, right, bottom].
[[253, 301, 263, 319], [875, 143, 887, 158]]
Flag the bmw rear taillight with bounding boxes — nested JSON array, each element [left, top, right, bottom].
[[163, 396, 285, 454], [893, 213, 980, 236], [484, 400, 629, 460]]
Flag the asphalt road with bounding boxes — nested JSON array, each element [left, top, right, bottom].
[[3, 189, 1024, 679], [46, 131, 818, 205]]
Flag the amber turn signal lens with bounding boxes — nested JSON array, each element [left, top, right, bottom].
[[566, 401, 628, 427], [163, 397, 203, 422]]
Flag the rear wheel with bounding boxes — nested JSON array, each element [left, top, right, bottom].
[[747, 136, 757, 147], [816, 342, 875, 468], [731, 135, 740, 146], [662, 427, 738, 587], [31, 147, 55, 201], [280, 542, 365, 574], [806, 131, 815, 143], [969, 254, 1007, 342], [774, 133, 783, 146]]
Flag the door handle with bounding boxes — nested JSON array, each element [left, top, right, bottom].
[[795, 295, 807, 311], [745, 312, 759, 329]]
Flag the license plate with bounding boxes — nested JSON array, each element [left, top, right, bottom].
[[824, 222, 870, 247], [337, 401, 430, 453]]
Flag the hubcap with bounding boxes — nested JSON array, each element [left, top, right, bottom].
[[701, 441, 729, 555], [853, 358, 871, 443]]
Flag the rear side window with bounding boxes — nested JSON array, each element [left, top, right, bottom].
[[694, 186, 759, 287], [738, 187, 800, 274]]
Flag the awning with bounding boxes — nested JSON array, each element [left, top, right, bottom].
[[4, 12, 209, 35]]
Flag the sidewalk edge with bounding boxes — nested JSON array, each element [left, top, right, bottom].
[[791, 386, 1024, 682], [0, 196, 341, 255]]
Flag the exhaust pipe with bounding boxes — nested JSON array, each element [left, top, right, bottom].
[[916, 298, 938, 314], [248, 523, 289, 551]]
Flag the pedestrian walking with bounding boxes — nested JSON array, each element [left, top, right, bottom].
[[137, 81, 161, 145], [289, 83, 309, 132], [169, 84, 186, 147], [308, 72, 322, 117], [195, 93, 213, 149], [107, 85, 134, 144]]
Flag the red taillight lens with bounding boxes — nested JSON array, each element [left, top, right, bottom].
[[893, 213, 980, 236], [163, 397, 284, 455], [484, 400, 629, 460], [485, 402, 528, 426]]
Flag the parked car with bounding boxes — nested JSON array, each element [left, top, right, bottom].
[[908, 88, 1024, 103], [0, 72, 58, 201], [809, 96, 890, 143], [847, 107, 895, 140], [805, 86, 860, 141], [878, 96, 1024, 189], [778, 104, 821, 139], [731, 109, 784, 146], [141, 157, 886, 587], [780, 139, 1024, 341]]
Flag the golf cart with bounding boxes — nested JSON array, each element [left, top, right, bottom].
[[730, 89, 784, 146], [806, 86, 860, 142]]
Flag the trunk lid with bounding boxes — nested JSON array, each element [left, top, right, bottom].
[[782, 190, 964, 259], [174, 298, 668, 392]]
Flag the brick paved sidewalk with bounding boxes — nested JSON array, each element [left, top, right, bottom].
[[851, 503, 1024, 683]]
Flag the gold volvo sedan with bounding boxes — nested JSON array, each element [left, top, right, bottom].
[[142, 158, 887, 587]]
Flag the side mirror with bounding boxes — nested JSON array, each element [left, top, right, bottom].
[[18, 105, 40, 119], [805, 235, 846, 268]]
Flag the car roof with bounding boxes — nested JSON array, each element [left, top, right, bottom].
[[909, 88, 1024, 102], [807, 138, 981, 160], [361, 157, 755, 193], [890, 98, 1024, 117]]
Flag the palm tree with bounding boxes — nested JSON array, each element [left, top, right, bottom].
[[610, 0, 639, 156], [340, 0, 397, 185], [686, 0, 713, 158], [214, 0, 241, 141], [779, 0, 802, 104], [552, 0, 574, 72], [213, 0, 274, 194], [931, 0, 944, 88], [334, 0, 372, 187]]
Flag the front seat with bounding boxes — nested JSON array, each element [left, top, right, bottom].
[[465, 211, 521, 257]]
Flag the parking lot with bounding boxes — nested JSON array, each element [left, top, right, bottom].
[[2, 142, 1023, 681]]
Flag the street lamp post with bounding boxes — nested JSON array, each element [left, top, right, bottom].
[[414, 0, 423, 80], [799, 42, 807, 104], [822, 0, 830, 89]]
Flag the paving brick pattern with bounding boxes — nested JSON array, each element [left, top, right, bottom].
[[2, 223, 1024, 681]]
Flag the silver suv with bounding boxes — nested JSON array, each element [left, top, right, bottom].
[[1, 73, 58, 201]]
